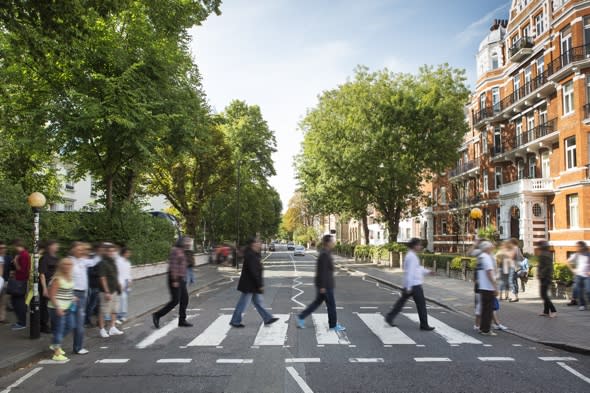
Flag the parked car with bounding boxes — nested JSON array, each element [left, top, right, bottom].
[[293, 245, 305, 256], [269, 243, 276, 252], [287, 242, 295, 251]]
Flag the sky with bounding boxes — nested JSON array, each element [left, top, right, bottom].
[[190, 0, 510, 212]]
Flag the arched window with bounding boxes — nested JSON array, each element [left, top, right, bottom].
[[491, 52, 499, 69]]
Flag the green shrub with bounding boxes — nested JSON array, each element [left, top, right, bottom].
[[420, 254, 455, 270], [354, 245, 371, 260], [553, 263, 574, 284], [0, 180, 33, 244]]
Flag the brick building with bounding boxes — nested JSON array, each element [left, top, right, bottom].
[[429, 0, 590, 261]]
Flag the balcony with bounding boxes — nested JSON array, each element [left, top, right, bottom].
[[514, 119, 556, 149], [449, 157, 480, 179], [547, 44, 590, 82], [498, 178, 554, 196], [492, 119, 558, 162], [498, 72, 555, 116], [509, 36, 534, 62]]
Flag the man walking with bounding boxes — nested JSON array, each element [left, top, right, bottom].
[[297, 235, 345, 332], [230, 237, 278, 328], [385, 238, 434, 331], [152, 237, 192, 329], [477, 241, 498, 336], [97, 243, 124, 338]]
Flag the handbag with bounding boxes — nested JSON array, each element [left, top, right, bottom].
[[6, 278, 27, 296]]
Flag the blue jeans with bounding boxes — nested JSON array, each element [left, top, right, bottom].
[[85, 288, 99, 325], [50, 308, 75, 347], [118, 289, 128, 320], [73, 290, 87, 353], [575, 275, 587, 306], [230, 292, 273, 325], [186, 267, 195, 286], [299, 288, 337, 328]]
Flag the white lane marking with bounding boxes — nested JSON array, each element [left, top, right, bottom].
[[95, 359, 129, 364], [403, 313, 482, 345], [360, 307, 378, 310], [0, 367, 43, 393], [311, 314, 350, 345], [336, 307, 343, 310], [512, 344, 522, 347], [348, 345, 357, 348], [254, 314, 290, 346], [539, 357, 578, 361], [483, 344, 493, 347], [100, 346, 108, 349], [286, 366, 314, 393], [450, 344, 460, 347], [216, 359, 253, 364], [349, 358, 384, 363], [136, 314, 198, 349], [357, 313, 416, 345], [251, 345, 259, 349], [384, 345, 392, 348], [285, 358, 321, 363], [557, 362, 590, 385], [292, 306, 304, 310], [478, 357, 515, 362], [157, 359, 192, 364], [186, 308, 201, 311], [316, 345, 324, 348], [290, 254, 307, 308], [38, 359, 70, 365], [187, 315, 232, 347], [414, 357, 452, 362], [416, 345, 426, 348], [219, 308, 234, 311]]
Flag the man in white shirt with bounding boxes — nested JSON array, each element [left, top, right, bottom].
[[385, 238, 434, 331], [116, 247, 132, 323], [477, 241, 499, 336], [566, 241, 589, 311]]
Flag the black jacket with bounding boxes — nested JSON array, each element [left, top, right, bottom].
[[537, 251, 554, 281], [315, 248, 335, 289], [237, 248, 263, 293]]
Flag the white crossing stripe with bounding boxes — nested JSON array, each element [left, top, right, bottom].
[[38, 360, 70, 365], [156, 359, 192, 364], [359, 307, 378, 309], [136, 314, 197, 349], [253, 314, 290, 346], [557, 362, 590, 385], [478, 357, 515, 362], [216, 359, 253, 364], [285, 358, 321, 363], [403, 313, 482, 345], [286, 366, 314, 393], [0, 367, 42, 393], [349, 358, 384, 363], [357, 313, 416, 345], [187, 315, 232, 347], [311, 314, 350, 345], [95, 359, 129, 364], [539, 357, 577, 362], [414, 357, 452, 362]]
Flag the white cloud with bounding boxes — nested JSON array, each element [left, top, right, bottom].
[[456, 3, 510, 47]]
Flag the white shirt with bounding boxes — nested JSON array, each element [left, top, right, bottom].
[[568, 253, 589, 277], [477, 253, 495, 291], [116, 256, 132, 288], [403, 250, 430, 289], [72, 256, 99, 291]]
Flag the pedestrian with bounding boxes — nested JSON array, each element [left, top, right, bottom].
[[510, 238, 523, 300], [97, 243, 124, 338], [152, 237, 193, 329], [71, 242, 97, 355], [8, 239, 30, 330], [0, 241, 11, 324], [116, 247, 132, 324], [477, 241, 499, 336], [566, 241, 589, 311], [536, 241, 556, 318], [385, 238, 434, 331], [230, 237, 278, 328], [496, 241, 516, 301], [184, 238, 195, 286], [39, 240, 60, 334], [85, 243, 103, 327], [48, 257, 76, 361]]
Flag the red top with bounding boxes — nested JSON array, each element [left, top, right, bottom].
[[15, 250, 30, 281]]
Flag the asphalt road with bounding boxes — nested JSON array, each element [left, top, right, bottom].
[[1, 248, 589, 393]]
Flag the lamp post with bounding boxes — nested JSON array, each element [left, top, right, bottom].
[[235, 157, 241, 271], [27, 192, 46, 339]]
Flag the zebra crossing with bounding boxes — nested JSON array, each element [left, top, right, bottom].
[[134, 312, 482, 350]]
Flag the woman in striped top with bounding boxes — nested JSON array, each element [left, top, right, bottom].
[[48, 258, 76, 361]]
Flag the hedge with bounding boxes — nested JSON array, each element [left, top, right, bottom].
[[553, 263, 574, 284], [352, 243, 407, 260]]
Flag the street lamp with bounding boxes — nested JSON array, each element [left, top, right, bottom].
[[235, 156, 241, 271], [27, 192, 46, 339]]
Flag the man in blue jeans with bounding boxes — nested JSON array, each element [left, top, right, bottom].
[[297, 235, 345, 332]]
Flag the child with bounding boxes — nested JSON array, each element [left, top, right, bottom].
[[48, 258, 76, 361]]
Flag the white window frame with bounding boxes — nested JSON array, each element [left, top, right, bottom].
[[440, 186, 447, 205], [482, 131, 488, 154], [537, 57, 544, 76], [495, 166, 502, 189], [514, 75, 521, 100], [565, 136, 576, 170], [527, 114, 535, 131], [516, 120, 523, 145], [491, 52, 499, 70], [492, 88, 500, 112], [541, 151, 550, 178], [563, 80, 574, 115], [483, 172, 489, 193], [480, 93, 486, 110], [535, 13, 545, 36], [517, 160, 525, 180], [568, 194, 579, 228], [528, 156, 536, 178]]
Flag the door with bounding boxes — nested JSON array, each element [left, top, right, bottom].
[[510, 206, 520, 240]]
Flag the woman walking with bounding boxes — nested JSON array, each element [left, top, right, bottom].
[[48, 258, 76, 361], [230, 237, 278, 328], [496, 241, 516, 301], [9, 239, 30, 330], [536, 241, 556, 318], [39, 240, 60, 334]]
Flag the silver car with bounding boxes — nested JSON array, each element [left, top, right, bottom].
[[293, 245, 306, 256]]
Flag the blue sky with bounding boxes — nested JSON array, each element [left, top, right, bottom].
[[190, 0, 510, 211]]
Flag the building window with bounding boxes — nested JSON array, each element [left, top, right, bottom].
[[491, 53, 499, 70], [495, 166, 502, 189], [585, 16, 590, 46], [516, 120, 523, 146], [561, 26, 572, 66], [535, 13, 544, 36], [539, 107, 548, 125], [496, 207, 501, 228], [480, 93, 486, 110], [528, 156, 537, 178], [440, 186, 447, 205], [536, 56, 544, 76], [514, 75, 521, 100], [517, 160, 525, 180], [532, 203, 542, 217], [65, 171, 75, 191], [483, 172, 489, 193], [64, 202, 74, 212], [562, 81, 574, 115], [492, 88, 500, 112], [405, 228, 411, 239], [527, 114, 535, 131], [90, 177, 97, 197], [567, 194, 579, 228], [565, 136, 576, 169], [442, 219, 447, 235], [482, 131, 488, 154], [494, 127, 502, 154], [541, 151, 550, 178]]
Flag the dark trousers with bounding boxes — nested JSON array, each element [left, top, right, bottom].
[[154, 278, 188, 322], [299, 288, 337, 328], [40, 294, 50, 331], [85, 287, 100, 325], [11, 294, 27, 326], [479, 290, 495, 333], [540, 279, 556, 314], [386, 285, 429, 328]]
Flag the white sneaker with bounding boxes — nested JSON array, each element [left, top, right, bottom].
[[579, 306, 586, 311], [109, 327, 124, 336], [99, 328, 109, 338], [473, 325, 480, 331], [115, 319, 123, 326], [76, 348, 89, 355], [492, 323, 500, 330], [497, 324, 508, 331]]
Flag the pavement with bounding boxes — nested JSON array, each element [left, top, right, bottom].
[[0, 264, 228, 377], [0, 247, 588, 392]]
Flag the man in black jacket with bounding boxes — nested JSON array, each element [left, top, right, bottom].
[[297, 235, 346, 332], [229, 237, 278, 328]]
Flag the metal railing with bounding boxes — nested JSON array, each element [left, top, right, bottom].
[[449, 157, 480, 178], [509, 36, 534, 58], [499, 71, 548, 110], [547, 44, 590, 76], [513, 118, 556, 149], [473, 106, 494, 125]]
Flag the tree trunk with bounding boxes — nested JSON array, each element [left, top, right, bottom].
[[362, 215, 370, 245], [106, 175, 113, 210], [387, 207, 402, 243], [185, 214, 199, 240]]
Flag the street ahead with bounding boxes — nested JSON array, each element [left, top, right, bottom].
[[1, 250, 589, 393]]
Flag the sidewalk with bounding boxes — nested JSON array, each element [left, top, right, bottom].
[[0, 264, 227, 376], [334, 255, 590, 354]]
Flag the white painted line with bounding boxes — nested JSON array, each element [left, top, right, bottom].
[[478, 357, 515, 362], [336, 307, 343, 310], [179, 346, 188, 349], [286, 366, 314, 393], [557, 362, 590, 385], [220, 308, 234, 311], [403, 313, 482, 345], [133, 323, 143, 327], [483, 344, 493, 347], [216, 359, 253, 364], [285, 358, 321, 363], [360, 307, 378, 309], [348, 345, 357, 348], [539, 357, 578, 362], [216, 346, 223, 349], [384, 345, 392, 348], [38, 359, 70, 365], [95, 359, 129, 364], [187, 315, 232, 347], [186, 308, 201, 311], [157, 359, 192, 364], [136, 314, 197, 349], [254, 314, 290, 346], [357, 313, 416, 345], [291, 307, 304, 310], [414, 357, 452, 362], [316, 345, 325, 348], [100, 346, 108, 349], [416, 345, 426, 348], [312, 314, 350, 345], [349, 358, 384, 363], [251, 345, 259, 349], [512, 344, 522, 347], [450, 344, 460, 347], [0, 367, 42, 393]]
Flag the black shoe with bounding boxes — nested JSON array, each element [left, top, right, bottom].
[[152, 313, 160, 329], [420, 326, 435, 331], [384, 316, 396, 327], [40, 327, 52, 334], [230, 323, 245, 328], [567, 300, 578, 306], [264, 317, 279, 326], [178, 321, 193, 327]]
